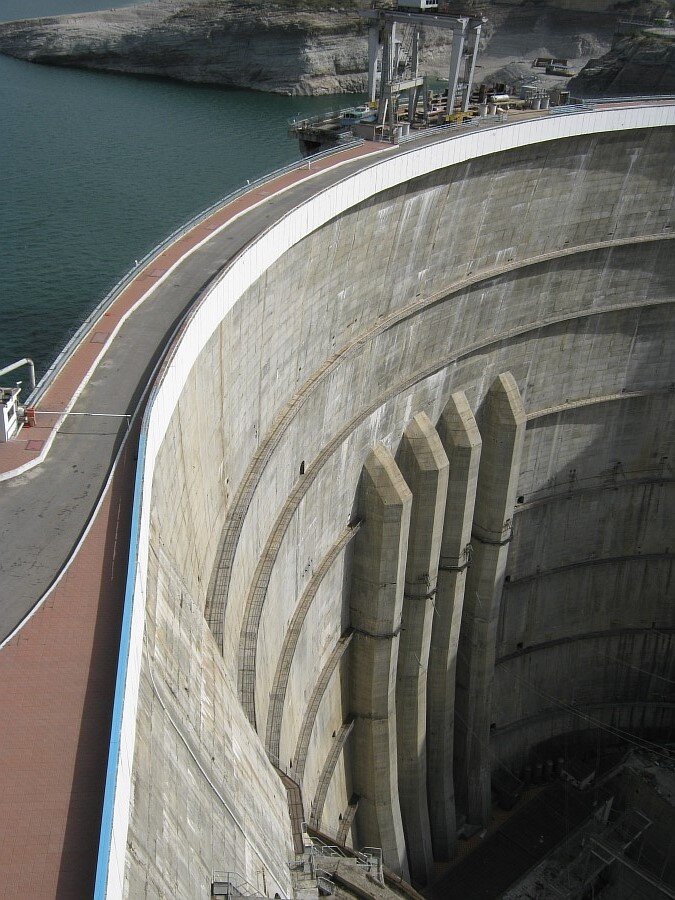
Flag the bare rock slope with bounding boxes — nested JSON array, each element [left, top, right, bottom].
[[569, 31, 675, 95], [0, 0, 664, 96], [0, 0, 370, 95]]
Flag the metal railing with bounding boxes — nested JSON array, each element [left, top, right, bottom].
[[305, 837, 384, 890], [397, 111, 507, 142], [315, 870, 335, 896], [548, 103, 594, 116], [26, 139, 363, 409], [0, 357, 35, 393], [289, 106, 367, 129], [392, 93, 675, 135], [357, 847, 384, 885], [617, 18, 675, 31], [92, 94, 674, 899], [586, 93, 675, 103], [549, 94, 675, 115], [311, 843, 350, 859], [211, 871, 271, 898], [307, 833, 380, 868], [28, 93, 664, 425], [27, 84, 674, 408], [290, 92, 675, 152]]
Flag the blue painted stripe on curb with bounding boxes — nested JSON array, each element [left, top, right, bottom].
[[93, 430, 147, 899]]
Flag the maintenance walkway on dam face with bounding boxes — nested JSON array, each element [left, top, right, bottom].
[[0, 100, 672, 897]]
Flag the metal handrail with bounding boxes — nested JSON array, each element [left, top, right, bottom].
[[211, 870, 271, 897], [576, 93, 675, 104], [549, 104, 594, 115], [357, 846, 383, 882], [617, 17, 675, 28], [397, 111, 506, 142], [289, 92, 675, 136], [0, 358, 35, 392], [26, 139, 363, 409], [395, 93, 675, 135], [311, 843, 348, 859], [307, 92, 675, 129], [289, 106, 366, 128], [316, 872, 335, 895], [92, 95, 674, 898]]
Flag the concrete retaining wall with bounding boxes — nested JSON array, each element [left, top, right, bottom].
[[100, 107, 674, 896]]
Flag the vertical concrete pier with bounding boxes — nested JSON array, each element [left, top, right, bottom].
[[349, 444, 411, 879], [395, 413, 449, 885], [427, 392, 482, 858], [455, 373, 526, 826], [447, 29, 466, 115]]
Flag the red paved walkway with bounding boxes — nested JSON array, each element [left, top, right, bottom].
[[0, 141, 383, 478], [0, 428, 135, 897], [0, 141, 384, 897]]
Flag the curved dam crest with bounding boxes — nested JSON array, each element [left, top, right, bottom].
[[97, 106, 674, 897]]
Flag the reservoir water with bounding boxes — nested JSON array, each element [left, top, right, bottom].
[[0, 0, 357, 378]]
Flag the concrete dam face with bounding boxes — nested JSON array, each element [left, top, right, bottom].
[[114, 113, 674, 897]]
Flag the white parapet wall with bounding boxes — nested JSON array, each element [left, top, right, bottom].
[[95, 102, 675, 898]]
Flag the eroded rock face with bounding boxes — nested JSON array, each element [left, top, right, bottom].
[[0, 0, 371, 95], [569, 32, 675, 96], [0, 0, 666, 96]]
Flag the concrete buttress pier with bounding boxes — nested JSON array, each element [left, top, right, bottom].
[[395, 412, 449, 885], [427, 391, 482, 858], [455, 373, 526, 826], [349, 444, 411, 879]]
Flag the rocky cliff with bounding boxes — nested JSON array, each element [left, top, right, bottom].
[[0, 0, 663, 95], [569, 30, 675, 95], [0, 0, 371, 95]]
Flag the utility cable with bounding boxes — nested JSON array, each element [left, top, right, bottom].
[[453, 704, 590, 870], [453, 707, 523, 783], [502, 665, 672, 761], [601, 649, 675, 686], [456, 641, 672, 760], [505, 664, 671, 758], [506, 664, 672, 758]]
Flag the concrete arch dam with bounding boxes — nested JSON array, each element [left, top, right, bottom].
[[103, 107, 675, 897]]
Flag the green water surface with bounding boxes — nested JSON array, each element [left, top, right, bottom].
[[0, 0, 359, 376]]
